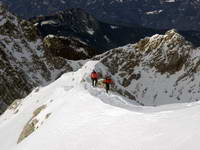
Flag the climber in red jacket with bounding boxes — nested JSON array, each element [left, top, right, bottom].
[[103, 76, 112, 93], [90, 70, 98, 87]]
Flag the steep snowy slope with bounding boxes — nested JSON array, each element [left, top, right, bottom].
[[1, 61, 200, 150]]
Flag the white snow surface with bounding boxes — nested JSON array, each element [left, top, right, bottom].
[[1, 61, 200, 150], [87, 28, 95, 35], [41, 20, 56, 26], [146, 10, 163, 15], [110, 25, 119, 29], [164, 0, 175, 2]]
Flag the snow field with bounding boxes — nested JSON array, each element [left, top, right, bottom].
[[1, 61, 200, 150]]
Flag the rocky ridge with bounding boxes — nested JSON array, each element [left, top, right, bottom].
[[94, 29, 200, 105], [0, 5, 86, 114]]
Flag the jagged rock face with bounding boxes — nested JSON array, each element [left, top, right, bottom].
[[95, 30, 200, 106], [43, 35, 97, 60], [133, 30, 192, 74], [0, 5, 44, 111], [0, 5, 84, 114], [2, 0, 200, 31]]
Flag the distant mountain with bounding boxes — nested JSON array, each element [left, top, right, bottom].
[[30, 8, 200, 53], [30, 8, 164, 52], [2, 0, 200, 31]]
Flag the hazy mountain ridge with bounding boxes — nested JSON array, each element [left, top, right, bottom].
[[2, 0, 200, 31], [30, 8, 200, 52], [30, 8, 164, 52]]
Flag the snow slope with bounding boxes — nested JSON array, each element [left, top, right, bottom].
[[1, 61, 200, 150]]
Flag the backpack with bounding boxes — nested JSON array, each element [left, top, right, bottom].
[[91, 72, 97, 79], [103, 78, 112, 84]]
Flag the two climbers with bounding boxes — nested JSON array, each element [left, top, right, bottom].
[[90, 70, 112, 93]]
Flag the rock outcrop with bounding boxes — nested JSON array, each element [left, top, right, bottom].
[[43, 35, 96, 60], [17, 105, 47, 143]]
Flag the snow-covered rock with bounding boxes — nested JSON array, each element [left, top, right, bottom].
[[0, 5, 86, 114], [94, 29, 200, 106]]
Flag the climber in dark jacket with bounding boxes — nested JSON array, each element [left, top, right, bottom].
[[90, 70, 98, 87], [103, 76, 112, 93]]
